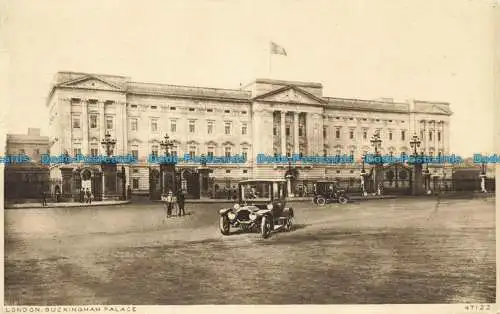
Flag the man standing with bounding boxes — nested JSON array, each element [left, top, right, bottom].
[[177, 190, 185, 216], [41, 189, 47, 207], [79, 188, 85, 203]]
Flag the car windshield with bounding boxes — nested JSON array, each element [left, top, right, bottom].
[[240, 182, 272, 202]]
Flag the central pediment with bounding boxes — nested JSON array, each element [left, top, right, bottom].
[[252, 86, 326, 105], [58, 75, 125, 92]]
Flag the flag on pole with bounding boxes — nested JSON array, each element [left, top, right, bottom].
[[270, 41, 287, 56]]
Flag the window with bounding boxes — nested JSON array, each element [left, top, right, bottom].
[[401, 130, 405, 141], [349, 130, 354, 139], [189, 108, 195, 112], [429, 131, 433, 141], [151, 105, 157, 109], [130, 104, 137, 108], [34, 149, 39, 155], [90, 115, 97, 129], [225, 122, 231, 135], [420, 131, 424, 139], [207, 121, 214, 134], [242, 148, 248, 161], [171, 146, 177, 157], [286, 151, 291, 157], [189, 146, 196, 158], [151, 119, 158, 132], [151, 145, 159, 157], [350, 150, 354, 156], [241, 123, 247, 135], [90, 147, 98, 156], [130, 118, 138, 131], [299, 125, 304, 137], [189, 120, 195, 133], [273, 127, 277, 136], [241, 111, 247, 114], [170, 107, 176, 110], [389, 132, 393, 141], [224, 110, 230, 113], [131, 146, 138, 159], [243, 169, 248, 174], [335, 128, 340, 139], [323, 149, 327, 157], [207, 109, 213, 112], [171, 120, 176, 133], [133, 169, 139, 174], [336, 149, 341, 156], [363, 130, 367, 139], [106, 117, 113, 130], [132, 178, 139, 189], [19, 149, 25, 155], [224, 147, 231, 157], [286, 126, 290, 136], [73, 117, 81, 128], [73, 148, 82, 156], [207, 147, 214, 158], [438, 131, 441, 141], [226, 169, 231, 174]]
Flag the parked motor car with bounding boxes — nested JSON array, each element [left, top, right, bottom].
[[312, 180, 350, 205], [218, 179, 295, 238]]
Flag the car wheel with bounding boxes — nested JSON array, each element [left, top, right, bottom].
[[284, 217, 293, 232], [316, 197, 326, 206], [261, 215, 272, 238], [338, 196, 348, 204], [312, 196, 317, 204], [219, 215, 230, 235]]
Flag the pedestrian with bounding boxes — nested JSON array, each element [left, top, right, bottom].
[[79, 188, 85, 203], [166, 189, 173, 217], [55, 188, 61, 203], [41, 189, 47, 207], [127, 185, 132, 200], [86, 188, 92, 204], [177, 190, 185, 216]]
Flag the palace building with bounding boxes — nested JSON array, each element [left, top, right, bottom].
[[46, 71, 452, 199]]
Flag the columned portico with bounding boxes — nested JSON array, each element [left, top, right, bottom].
[[280, 111, 286, 155], [293, 112, 299, 154]]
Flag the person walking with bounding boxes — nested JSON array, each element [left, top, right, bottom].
[[177, 190, 185, 216], [166, 189, 173, 217], [41, 189, 47, 207], [86, 188, 92, 204]]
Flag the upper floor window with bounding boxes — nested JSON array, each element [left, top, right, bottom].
[[207, 109, 213, 112], [90, 115, 98, 129], [189, 146, 196, 158], [388, 131, 393, 141], [189, 120, 196, 133], [90, 147, 99, 157], [401, 130, 405, 141], [106, 117, 113, 130], [151, 105, 157, 110], [323, 127, 327, 138], [207, 147, 214, 158], [225, 122, 231, 135], [151, 119, 158, 132], [349, 130, 354, 139], [429, 131, 433, 141], [151, 145, 159, 157], [73, 148, 82, 156], [170, 120, 176, 133], [241, 123, 248, 135], [335, 128, 340, 139], [285, 126, 290, 136], [299, 125, 304, 137], [171, 146, 178, 157], [438, 131, 441, 141], [130, 118, 138, 131], [224, 147, 231, 157], [73, 117, 81, 129], [131, 146, 139, 159], [207, 121, 214, 134], [363, 130, 367, 140], [242, 148, 248, 161], [189, 108, 195, 112], [273, 126, 277, 136], [224, 110, 230, 114]]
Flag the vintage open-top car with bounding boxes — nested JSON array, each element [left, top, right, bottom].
[[312, 180, 350, 205], [219, 179, 295, 238]]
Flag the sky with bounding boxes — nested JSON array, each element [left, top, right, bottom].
[[3, 0, 497, 156]]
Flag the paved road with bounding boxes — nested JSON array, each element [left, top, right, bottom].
[[4, 197, 495, 305]]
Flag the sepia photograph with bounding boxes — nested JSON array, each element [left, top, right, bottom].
[[2, 0, 497, 311]]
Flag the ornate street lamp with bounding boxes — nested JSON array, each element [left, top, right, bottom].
[[370, 131, 382, 156], [160, 133, 174, 156], [370, 131, 383, 195], [409, 133, 421, 157], [101, 131, 116, 157]]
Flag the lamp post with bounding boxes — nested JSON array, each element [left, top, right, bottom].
[[101, 131, 117, 199], [285, 159, 295, 197], [409, 133, 424, 196], [409, 133, 421, 156], [360, 154, 367, 196], [480, 160, 487, 193], [423, 152, 431, 194], [370, 131, 382, 195], [159, 133, 175, 196]]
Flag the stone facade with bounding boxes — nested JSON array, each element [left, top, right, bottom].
[[46, 72, 452, 194]]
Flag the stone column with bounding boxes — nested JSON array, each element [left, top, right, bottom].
[[82, 100, 89, 155], [280, 111, 286, 155], [294, 112, 299, 154], [122, 102, 128, 156], [99, 101, 106, 155]]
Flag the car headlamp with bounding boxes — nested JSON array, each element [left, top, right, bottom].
[[227, 212, 236, 220], [267, 204, 273, 210], [249, 213, 257, 220], [233, 204, 240, 210]]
